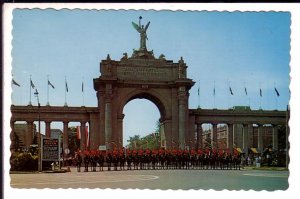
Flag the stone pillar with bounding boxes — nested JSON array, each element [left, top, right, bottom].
[[212, 123, 218, 148], [105, 84, 113, 149], [197, 123, 203, 149], [117, 114, 124, 148], [171, 88, 179, 147], [164, 119, 172, 149], [160, 122, 166, 148], [227, 123, 233, 154], [105, 101, 112, 149], [242, 124, 250, 156], [10, 121, 15, 150], [63, 121, 69, 152], [89, 114, 100, 150], [257, 125, 264, 153], [80, 122, 86, 151], [26, 121, 34, 149], [98, 90, 106, 146], [188, 115, 196, 149], [272, 125, 278, 150], [178, 86, 186, 149], [45, 121, 51, 138]]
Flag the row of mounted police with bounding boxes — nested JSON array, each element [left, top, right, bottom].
[[74, 148, 242, 172]]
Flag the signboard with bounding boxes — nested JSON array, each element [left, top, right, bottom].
[[99, 145, 107, 151], [42, 138, 59, 161]]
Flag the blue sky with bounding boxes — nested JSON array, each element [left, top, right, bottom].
[[11, 9, 290, 145]]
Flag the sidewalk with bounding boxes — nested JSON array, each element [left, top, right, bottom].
[[242, 166, 288, 171]]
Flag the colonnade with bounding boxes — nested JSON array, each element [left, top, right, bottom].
[[195, 122, 280, 155], [10, 120, 89, 151]]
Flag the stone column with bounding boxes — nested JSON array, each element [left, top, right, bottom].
[[26, 121, 34, 149], [212, 123, 218, 148], [117, 114, 124, 149], [257, 125, 264, 153], [160, 122, 166, 148], [10, 121, 15, 150], [272, 125, 278, 150], [164, 119, 172, 149], [105, 101, 112, 149], [45, 121, 51, 138], [80, 122, 86, 151], [178, 86, 186, 150], [105, 84, 113, 149], [89, 114, 100, 150], [188, 115, 196, 150], [242, 124, 250, 156], [227, 123, 233, 154], [196, 123, 203, 149], [63, 121, 69, 152]]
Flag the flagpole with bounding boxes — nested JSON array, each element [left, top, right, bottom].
[[197, 80, 200, 109], [248, 96, 251, 108], [274, 81, 278, 110], [213, 80, 215, 109], [29, 75, 32, 105], [64, 76, 67, 106], [244, 81, 246, 106], [82, 77, 85, 106], [47, 75, 49, 106], [228, 80, 231, 109], [259, 81, 262, 110]]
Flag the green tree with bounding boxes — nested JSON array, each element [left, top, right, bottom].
[[67, 126, 80, 155], [126, 120, 161, 150]]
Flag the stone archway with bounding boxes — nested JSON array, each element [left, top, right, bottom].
[[117, 89, 170, 149], [93, 49, 194, 149]]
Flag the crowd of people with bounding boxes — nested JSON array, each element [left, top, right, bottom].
[[74, 148, 242, 172]]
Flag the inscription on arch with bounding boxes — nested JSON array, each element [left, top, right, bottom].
[[117, 66, 174, 81]]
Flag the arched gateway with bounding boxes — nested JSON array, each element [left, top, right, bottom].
[[93, 49, 194, 150], [93, 18, 194, 150]]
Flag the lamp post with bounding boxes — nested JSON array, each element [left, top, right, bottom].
[[34, 89, 42, 172]]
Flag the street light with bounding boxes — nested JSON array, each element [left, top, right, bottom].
[[34, 89, 42, 172]]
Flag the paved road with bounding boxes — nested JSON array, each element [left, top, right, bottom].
[[10, 167, 289, 190]]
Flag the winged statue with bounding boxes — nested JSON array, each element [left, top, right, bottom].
[[132, 16, 150, 51]]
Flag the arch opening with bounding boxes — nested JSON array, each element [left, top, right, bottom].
[[123, 98, 161, 149]]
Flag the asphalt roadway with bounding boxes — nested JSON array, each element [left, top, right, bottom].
[[10, 167, 289, 190]]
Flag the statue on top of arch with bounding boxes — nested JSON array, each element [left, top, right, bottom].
[[131, 16, 155, 59], [132, 16, 150, 51]]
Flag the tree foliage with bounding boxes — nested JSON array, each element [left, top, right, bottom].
[[10, 152, 38, 171], [126, 120, 161, 149]]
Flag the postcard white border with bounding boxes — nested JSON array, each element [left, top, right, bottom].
[[3, 3, 300, 199]]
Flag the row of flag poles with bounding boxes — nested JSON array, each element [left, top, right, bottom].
[[197, 81, 281, 110], [11, 75, 85, 106]]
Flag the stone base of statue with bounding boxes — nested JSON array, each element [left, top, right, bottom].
[[131, 48, 155, 59]]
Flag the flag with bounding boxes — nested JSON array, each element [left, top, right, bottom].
[[213, 87, 215, 96], [260, 88, 262, 97], [30, 80, 35, 89], [48, 80, 55, 89], [76, 126, 81, 139], [82, 82, 84, 92], [275, 87, 280, 97], [65, 81, 68, 92], [12, 79, 20, 87], [197, 87, 199, 96], [229, 87, 234, 95], [244, 87, 248, 96]]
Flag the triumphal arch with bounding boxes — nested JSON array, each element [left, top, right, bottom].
[[93, 19, 194, 149]]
